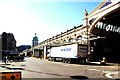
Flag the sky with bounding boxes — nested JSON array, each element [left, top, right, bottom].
[[0, 0, 101, 46]]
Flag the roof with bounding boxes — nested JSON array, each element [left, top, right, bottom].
[[88, 0, 108, 16], [33, 36, 38, 41]]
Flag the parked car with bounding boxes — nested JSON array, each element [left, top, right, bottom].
[[8, 54, 24, 62], [12, 55, 24, 61]]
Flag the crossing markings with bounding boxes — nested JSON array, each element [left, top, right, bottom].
[[103, 71, 119, 79]]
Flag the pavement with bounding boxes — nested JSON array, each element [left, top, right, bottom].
[[0, 60, 25, 72], [0, 59, 120, 79]]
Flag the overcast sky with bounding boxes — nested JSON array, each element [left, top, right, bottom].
[[0, 0, 101, 46]]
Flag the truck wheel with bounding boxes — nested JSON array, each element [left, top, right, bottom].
[[85, 58, 90, 63], [65, 59, 68, 63], [65, 60, 68, 63], [62, 58, 65, 63], [51, 58, 54, 61], [68, 58, 71, 64], [48, 58, 50, 61], [81, 59, 86, 64], [52, 58, 56, 61]]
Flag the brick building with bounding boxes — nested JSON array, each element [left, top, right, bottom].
[[1, 32, 16, 59]]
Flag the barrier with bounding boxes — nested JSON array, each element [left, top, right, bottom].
[[0, 72, 21, 80]]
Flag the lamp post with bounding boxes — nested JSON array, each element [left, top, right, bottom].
[[60, 32, 63, 44], [73, 26, 77, 42], [66, 30, 69, 44], [83, 9, 91, 62]]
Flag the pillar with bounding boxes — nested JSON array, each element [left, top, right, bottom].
[[0, 36, 2, 60], [32, 49, 34, 57], [44, 46, 47, 59]]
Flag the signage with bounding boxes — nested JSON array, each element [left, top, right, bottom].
[[100, 0, 112, 9], [0, 72, 21, 80], [100, 0, 120, 9], [95, 22, 120, 33], [61, 48, 71, 51]]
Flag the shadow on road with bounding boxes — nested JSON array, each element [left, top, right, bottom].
[[49, 60, 112, 66], [0, 63, 11, 65], [0, 63, 11, 68], [25, 69, 70, 77], [6, 67, 25, 70], [25, 69, 89, 79], [80, 63, 110, 66], [70, 75, 88, 79]]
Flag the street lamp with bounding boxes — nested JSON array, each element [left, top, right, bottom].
[[83, 9, 91, 58]]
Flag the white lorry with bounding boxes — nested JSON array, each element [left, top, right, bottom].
[[48, 44, 88, 63]]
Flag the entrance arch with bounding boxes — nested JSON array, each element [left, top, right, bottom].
[[90, 2, 120, 33], [88, 2, 120, 63]]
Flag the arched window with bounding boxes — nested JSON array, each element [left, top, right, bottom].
[[69, 38, 73, 42], [76, 35, 82, 41]]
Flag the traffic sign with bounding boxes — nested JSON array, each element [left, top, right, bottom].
[[0, 72, 21, 80]]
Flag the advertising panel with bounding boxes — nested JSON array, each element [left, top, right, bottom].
[[50, 44, 77, 58]]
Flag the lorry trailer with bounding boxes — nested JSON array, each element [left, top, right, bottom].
[[47, 44, 88, 63]]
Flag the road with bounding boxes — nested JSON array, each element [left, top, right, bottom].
[[0, 57, 119, 79]]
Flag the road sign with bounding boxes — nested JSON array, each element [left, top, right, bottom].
[[0, 72, 21, 80]]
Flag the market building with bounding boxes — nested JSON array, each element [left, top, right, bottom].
[[30, 0, 120, 63], [84, 0, 120, 63]]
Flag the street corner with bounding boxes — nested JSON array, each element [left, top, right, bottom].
[[0, 63, 11, 68], [0, 66, 7, 72], [0, 64, 12, 72], [0, 63, 25, 72], [6, 65, 25, 70]]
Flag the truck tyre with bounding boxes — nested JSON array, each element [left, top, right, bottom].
[[81, 59, 86, 64], [51, 58, 54, 61], [54, 58, 56, 61], [52, 57, 56, 61], [62, 58, 65, 63], [65, 59, 68, 63], [48, 58, 50, 61], [68, 58, 71, 64]]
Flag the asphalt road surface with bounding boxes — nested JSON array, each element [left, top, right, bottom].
[[1, 57, 119, 79]]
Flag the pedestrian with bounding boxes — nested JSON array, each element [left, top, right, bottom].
[[3, 51, 8, 64], [100, 57, 106, 65], [3, 56, 7, 64]]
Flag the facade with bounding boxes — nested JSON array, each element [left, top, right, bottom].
[[0, 35, 2, 60], [2, 32, 17, 58], [82, 0, 120, 63], [30, 0, 120, 63], [32, 33, 39, 47]]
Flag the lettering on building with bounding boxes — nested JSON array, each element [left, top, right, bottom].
[[95, 22, 120, 33]]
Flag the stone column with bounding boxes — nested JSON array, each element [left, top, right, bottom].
[[44, 46, 47, 59], [0, 36, 2, 60], [32, 49, 34, 57]]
